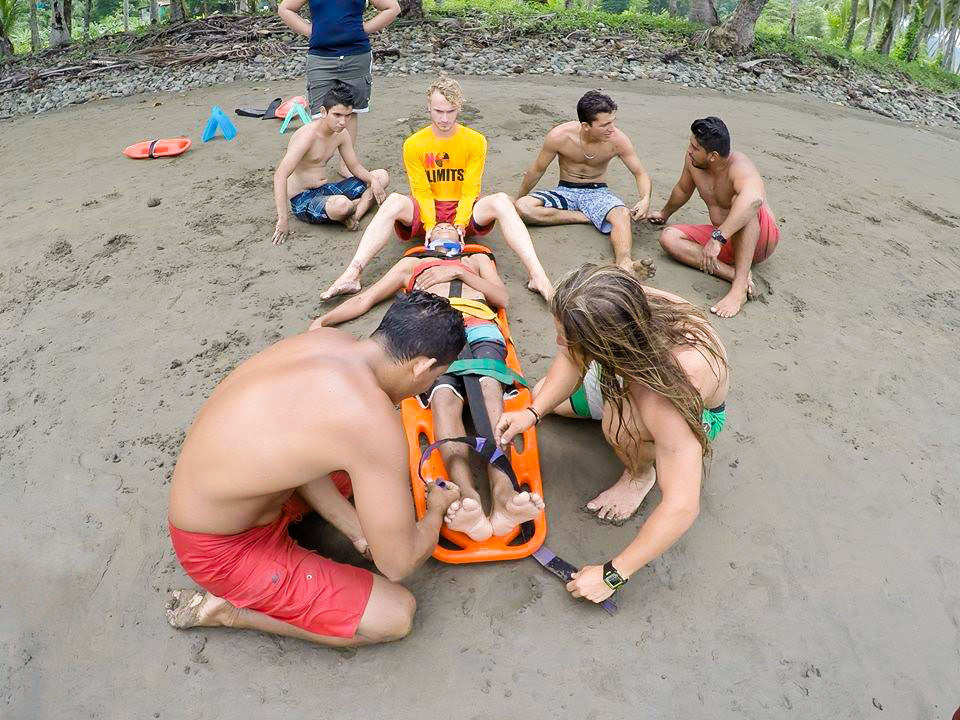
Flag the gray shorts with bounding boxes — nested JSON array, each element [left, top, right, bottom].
[[306, 51, 373, 115], [528, 181, 625, 234]]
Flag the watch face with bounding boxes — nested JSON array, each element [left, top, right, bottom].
[[605, 570, 624, 586]]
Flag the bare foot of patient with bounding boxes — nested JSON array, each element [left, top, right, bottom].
[[320, 262, 363, 301], [445, 497, 493, 542], [489, 491, 545, 537], [585, 466, 656, 524]]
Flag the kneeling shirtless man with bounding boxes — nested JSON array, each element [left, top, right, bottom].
[[314, 223, 545, 541], [167, 292, 464, 646], [272, 82, 389, 243]]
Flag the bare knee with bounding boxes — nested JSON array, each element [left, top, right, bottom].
[[379, 587, 416, 642], [515, 195, 540, 220], [326, 195, 353, 219], [488, 191, 513, 214], [432, 386, 463, 416], [658, 226, 686, 255], [608, 205, 630, 228], [383, 192, 407, 216]]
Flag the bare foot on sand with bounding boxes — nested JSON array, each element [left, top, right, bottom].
[[711, 284, 749, 318], [320, 262, 363, 301], [166, 589, 233, 629], [630, 258, 656, 281], [490, 491, 545, 537], [746, 271, 755, 299], [586, 466, 656, 523], [526, 274, 554, 302], [445, 497, 493, 541]]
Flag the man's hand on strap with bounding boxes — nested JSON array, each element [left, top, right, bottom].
[[425, 478, 461, 513], [413, 264, 463, 290], [495, 409, 536, 450]]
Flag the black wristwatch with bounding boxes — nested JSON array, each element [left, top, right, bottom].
[[711, 228, 727, 245], [602, 560, 629, 590]]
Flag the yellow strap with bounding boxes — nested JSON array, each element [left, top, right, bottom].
[[449, 297, 497, 320]]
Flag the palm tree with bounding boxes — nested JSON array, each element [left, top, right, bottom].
[[0, 0, 22, 58]]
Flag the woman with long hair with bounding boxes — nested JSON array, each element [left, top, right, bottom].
[[496, 263, 729, 604]]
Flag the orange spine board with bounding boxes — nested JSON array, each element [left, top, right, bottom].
[[401, 245, 546, 563]]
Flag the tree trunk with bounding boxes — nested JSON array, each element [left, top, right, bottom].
[[939, 2, 959, 68], [904, 0, 926, 60], [247, 0, 256, 14], [149, 0, 158, 23], [844, 0, 860, 48], [864, 0, 879, 49], [689, 0, 719, 25], [708, 0, 770, 51], [122, 0, 129, 30], [49, 0, 73, 46], [170, 0, 185, 21], [669, 0, 678, 16], [30, 0, 41, 51], [878, 0, 905, 54], [267, 0, 278, 11], [789, 0, 799, 35], [0, 34, 13, 60], [83, 0, 92, 37], [911, 0, 939, 56], [399, 0, 423, 19]]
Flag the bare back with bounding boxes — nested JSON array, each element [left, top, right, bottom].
[[687, 150, 768, 227], [626, 286, 729, 439], [169, 329, 400, 535], [286, 123, 349, 198]]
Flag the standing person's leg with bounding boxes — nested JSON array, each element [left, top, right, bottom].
[[166, 573, 415, 647], [336, 53, 373, 177], [472, 192, 553, 300], [320, 193, 415, 300]]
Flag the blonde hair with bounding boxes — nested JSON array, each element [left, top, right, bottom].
[[428, 76, 464, 109], [551, 264, 727, 455]]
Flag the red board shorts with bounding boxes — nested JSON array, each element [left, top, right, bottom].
[[395, 197, 495, 241], [169, 471, 374, 639], [670, 205, 780, 265]]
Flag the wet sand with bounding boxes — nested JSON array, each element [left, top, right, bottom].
[[1, 75, 959, 719]]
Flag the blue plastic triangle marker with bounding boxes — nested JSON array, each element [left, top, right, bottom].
[[279, 103, 313, 135], [202, 105, 237, 142]]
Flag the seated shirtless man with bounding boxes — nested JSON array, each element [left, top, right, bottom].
[[647, 116, 780, 319], [319, 76, 552, 301], [271, 82, 389, 244], [314, 222, 545, 542], [515, 90, 654, 275], [166, 292, 465, 647]]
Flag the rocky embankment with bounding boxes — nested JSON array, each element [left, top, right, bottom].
[[2, 14, 959, 127]]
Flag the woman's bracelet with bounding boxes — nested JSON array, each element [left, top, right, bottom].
[[526, 406, 542, 424]]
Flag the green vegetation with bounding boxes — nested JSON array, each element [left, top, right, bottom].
[[3, 0, 957, 96], [422, 0, 959, 90]]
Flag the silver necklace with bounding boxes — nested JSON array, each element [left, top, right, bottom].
[[579, 128, 596, 160]]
